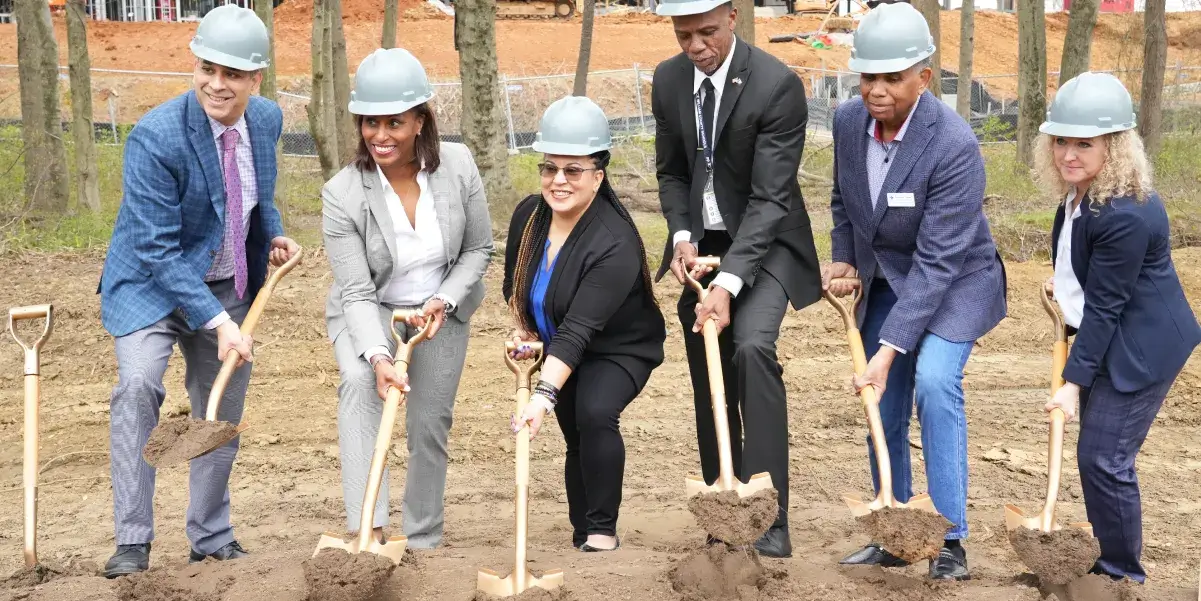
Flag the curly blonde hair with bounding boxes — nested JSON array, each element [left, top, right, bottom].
[[1032, 129, 1154, 204]]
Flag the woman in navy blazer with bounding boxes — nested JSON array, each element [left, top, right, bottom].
[[1036, 72, 1200, 583]]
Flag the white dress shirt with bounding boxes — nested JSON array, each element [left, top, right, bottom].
[[364, 163, 449, 364], [1054, 188, 1086, 329], [671, 36, 746, 297], [202, 114, 258, 330]]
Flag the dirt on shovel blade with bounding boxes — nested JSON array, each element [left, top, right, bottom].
[[303, 548, 397, 601], [1009, 527, 1101, 586], [687, 489, 778, 545], [667, 543, 775, 601], [142, 418, 238, 466], [855, 505, 953, 563]]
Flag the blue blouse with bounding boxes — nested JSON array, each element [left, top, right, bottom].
[[530, 239, 559, 342]]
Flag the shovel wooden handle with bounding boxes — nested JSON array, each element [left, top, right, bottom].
[[840, 320, 896, 508], [1040, 285, 1071, 531], [505, 340, 545, 594], [205, 248, 303, 421], [683, 257, 738, 491], [9, 304, 54, 568]]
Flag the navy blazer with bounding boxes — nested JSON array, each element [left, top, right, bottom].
[[829, 92, 1007, 351], [99, 91, 285, 337], [1052, 191, 1200, 393]]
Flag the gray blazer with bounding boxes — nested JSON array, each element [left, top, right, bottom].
[[829, 91, 1007, 351], [322, 141, 493, 358]]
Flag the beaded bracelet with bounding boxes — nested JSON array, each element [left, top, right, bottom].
[[533, 380, 560, 407]]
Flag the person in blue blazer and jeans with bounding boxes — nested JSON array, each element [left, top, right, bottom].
[[1036, 72, 1201, 584], [97, 4, 299, 578]]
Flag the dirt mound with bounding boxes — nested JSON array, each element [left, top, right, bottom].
[[1060, 574, 1150, 601], [667, 544, 773, 601], [1009, 527, 1100, 586], [113, 565, 230, 601], [686, 489, 777, 545], [4, 560, 99, 588], [839, 565, 957, 600], [470, 586, 574, 600], [855, 506, 953, 564], [142, 418, 237, 467], [302, 548, 397, 601]]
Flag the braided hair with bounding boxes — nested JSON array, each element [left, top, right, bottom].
[[508, 150, 658, 337]]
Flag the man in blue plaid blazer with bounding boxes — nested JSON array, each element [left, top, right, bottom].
[[96, 5, 299, 578], [822, 3, 1006, 581]]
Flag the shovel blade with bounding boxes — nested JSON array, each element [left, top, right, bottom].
[[186, 421, 252, 462], [312, 531, 407, 565], [844, 492, 939, 518], [476, 567, 564, 597], [1004, 503, 1041, 532], [685, 472, 774, 498]]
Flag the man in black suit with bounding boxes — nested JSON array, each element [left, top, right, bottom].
[[651, 0, 822, 558]]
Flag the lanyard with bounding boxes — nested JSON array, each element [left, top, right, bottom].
[[694, 89, 713, 173]]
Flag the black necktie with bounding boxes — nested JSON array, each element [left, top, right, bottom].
[[700, 77, 715, 153]]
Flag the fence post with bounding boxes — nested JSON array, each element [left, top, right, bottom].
[[632, 63, 647, 134], [501, 75, 518, 153], [108, 94, 120, 144]]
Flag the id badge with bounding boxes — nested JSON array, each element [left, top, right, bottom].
[[703, 175, 722, 225]]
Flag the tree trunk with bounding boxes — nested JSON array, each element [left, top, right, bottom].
[[1016, 0, 1046, 168], [457, 0, 515, 222], [572, 0, 595, 96], [254, 0, 277, 100], [1138, 0, 1166, 156], [16, 0, 70, 213], [733, 0, 754, 47], [330, 0, 355, 166], [382, 0, 398, 48], [916, 0, 942, 98], [306, 0, 338, 180], [1058, 0, 1098, 87], [955, 0, 973, 120], [66, 0, 99, 212]]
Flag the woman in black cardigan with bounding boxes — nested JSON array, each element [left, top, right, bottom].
[[503, 96, 666, 552]]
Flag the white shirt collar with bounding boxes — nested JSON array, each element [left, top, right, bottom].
[[208, 114, 249, 145], [866, 93, 921, 143], [1065, 186, 1083, 219], [376, 160, 429, 195], [693, 36, 739, 98]]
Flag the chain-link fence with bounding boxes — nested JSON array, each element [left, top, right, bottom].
[[1, 61, 1199, 155]]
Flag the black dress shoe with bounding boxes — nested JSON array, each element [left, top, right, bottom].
[[928, 544, 970, 581], [189, 540, 249, 563], [838, 543, 910, 567], [104, 543, 151, 578], [753, 525, 792, 558], [579, 536, 620, 552]]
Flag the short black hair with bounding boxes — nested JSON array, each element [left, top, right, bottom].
[[351, 103, 442, 173]]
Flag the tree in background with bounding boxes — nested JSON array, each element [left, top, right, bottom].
[[956, 0, 973, 120], [307, 0, 339, 180], [456, 0, 516, 221], [1058, 0, 1098, 86], [573, 0, 595, 96], [382, 0, 399, 49], [67, 0, 100, 212], [1016, 0, 1046, 168], [734, 0, 754, 46], [1139, 0, 1167, 156], [915, 0, 941, 98], [330, 0, 356, 165], [254, 0, 278, 100], [15, 0, 70, 213]]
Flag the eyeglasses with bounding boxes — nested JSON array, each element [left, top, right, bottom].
[[538, 163, 597, 181]]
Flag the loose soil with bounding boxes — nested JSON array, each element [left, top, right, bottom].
[[141, 418, 238, 467], [470, 586, 574, 600], [667, 543, 768, 601], [1008, 526, 1100, 586], [1060, 573, 1150, 601], [2, 248, 1201, 601], [303, 547, 396, 601], [856, 506, 954, 564], [686, 489, 778, 545], [114, 565, 226, 601]]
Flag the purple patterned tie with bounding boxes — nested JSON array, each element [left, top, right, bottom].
[[222, 128, 248, 299]]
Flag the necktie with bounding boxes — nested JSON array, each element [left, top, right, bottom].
[[700, 77, 715, 155], [222, 128, 248, 299]]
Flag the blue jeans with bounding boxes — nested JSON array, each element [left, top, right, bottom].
[[860, 280, 974, 540]]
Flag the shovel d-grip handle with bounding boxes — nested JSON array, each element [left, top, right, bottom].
[[9, 304, 53, 568], [205, 247, 304, 421]]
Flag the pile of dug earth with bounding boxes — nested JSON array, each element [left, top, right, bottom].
[[667, 489, 782, 600]]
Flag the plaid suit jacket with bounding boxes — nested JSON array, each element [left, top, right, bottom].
[[829, 91, 1007, 351], [99, 91, 285, 337]]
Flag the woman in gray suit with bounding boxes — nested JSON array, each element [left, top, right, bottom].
[[321, 47, 493, 549]]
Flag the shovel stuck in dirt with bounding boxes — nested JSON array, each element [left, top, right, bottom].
[[312, 309, 433, 565], [476, 341, 565, 597], [824, 278, 950, 562], [1003, 286, 1097, 585], [141, 248, 303, 469], [8, 304, 53, 568]]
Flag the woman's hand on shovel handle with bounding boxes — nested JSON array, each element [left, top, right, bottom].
[[407, 299, 447, 339], [373, 359, 410, 401], [852, 349, 894, 399], [1044, 277, 1055, 299], [508, 330, 539, 360], [511, 394, 554, 438], [1045, 382, 1079, 421]]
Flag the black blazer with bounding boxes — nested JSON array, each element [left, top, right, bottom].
[[503, 191, 666, 389], [1052, 190, 1200, 393], [650, 37, 821, 310]]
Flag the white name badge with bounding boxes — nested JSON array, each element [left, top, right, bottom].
[[703, 178, 723, 225], [887, 192, 916, 208]]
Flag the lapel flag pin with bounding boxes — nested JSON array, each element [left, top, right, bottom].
[[732, 77, 742, 85]]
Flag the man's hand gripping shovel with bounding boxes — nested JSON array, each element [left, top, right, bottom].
[[476, 341, 565, 597]]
